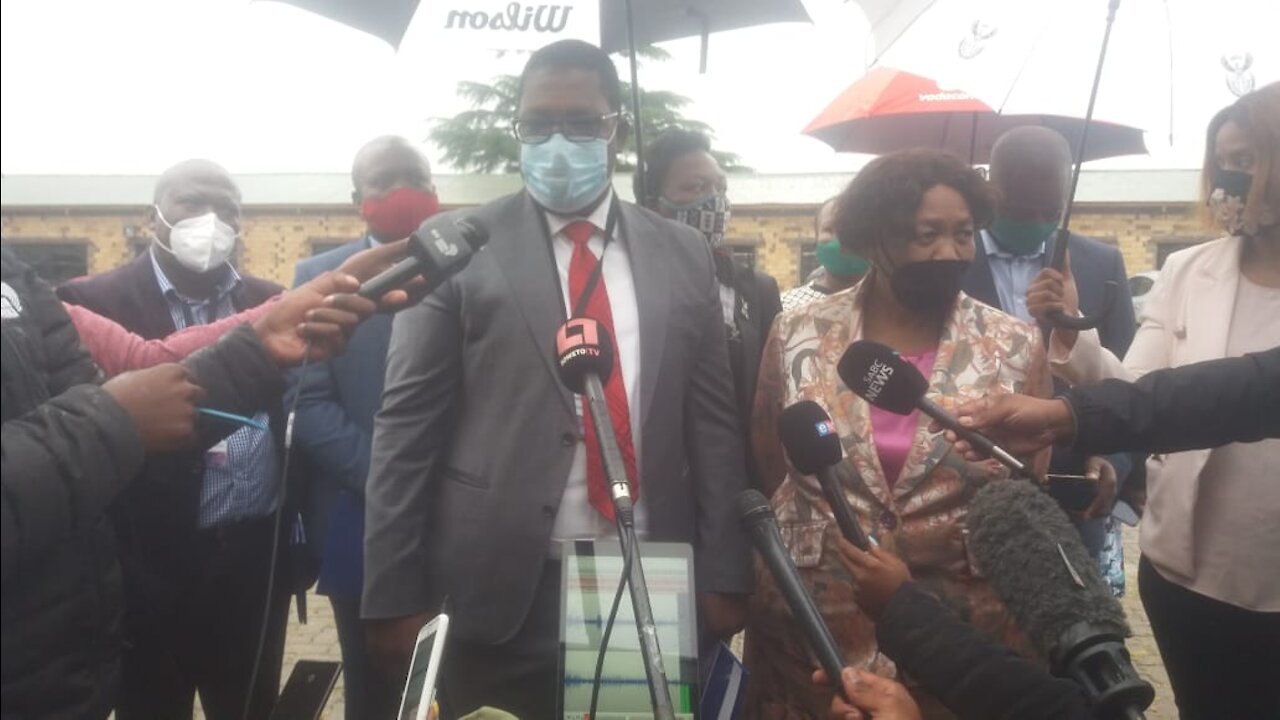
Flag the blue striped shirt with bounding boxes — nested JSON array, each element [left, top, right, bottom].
[[149, 249, 280, 528]]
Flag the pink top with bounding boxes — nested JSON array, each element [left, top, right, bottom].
[[64, 299, 276, 378], [869, 349, 937, 487]]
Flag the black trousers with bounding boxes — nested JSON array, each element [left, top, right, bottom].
[[435, 560, 562, 719], [330, 594, 398, 720], [116, 514, 291, 720], [1138, 557, 1280, 720]]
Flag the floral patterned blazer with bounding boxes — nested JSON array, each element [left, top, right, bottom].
[[746, 281, 1052, 704]]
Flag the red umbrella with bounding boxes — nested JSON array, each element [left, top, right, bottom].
[[803, 67, 1146, 164]]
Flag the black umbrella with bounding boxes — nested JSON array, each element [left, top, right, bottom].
[[271, 0, 810, 190]]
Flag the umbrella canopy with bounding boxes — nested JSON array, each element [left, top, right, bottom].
[[598, 0, 809, 60], [853, 0, 1277, 144], [803, 67, 1146, 163], [273, 0, 810, 55]]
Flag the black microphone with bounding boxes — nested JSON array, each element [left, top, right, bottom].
[[356, 214, 488, 301], [837, 340, 1037, 480], [968, 480, 1154, 720], [778, 401, 870, 551], [554, 317, 632, 521], [738, 489, 849, 700]]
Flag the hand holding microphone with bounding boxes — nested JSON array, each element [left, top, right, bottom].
[[938, 394, 1077, 459], [779, 401, 870, 551], [355, 213, 488, 303], [837, 340, 1040, 481]]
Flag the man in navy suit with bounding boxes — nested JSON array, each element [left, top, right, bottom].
[[289, 136, 439, 720], [962, 127, 1137, 595]]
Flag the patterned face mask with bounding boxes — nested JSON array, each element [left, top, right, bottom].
[[661, 192, 731, 248], [1208, 166, 1276, 237]]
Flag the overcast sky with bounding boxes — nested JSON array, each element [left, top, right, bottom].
[[2, 0, 1275, 177]]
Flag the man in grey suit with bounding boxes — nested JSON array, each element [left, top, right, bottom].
[[362, 40, 752, 717]]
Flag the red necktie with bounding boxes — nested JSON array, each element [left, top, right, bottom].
[[564, 220, 639, 521]]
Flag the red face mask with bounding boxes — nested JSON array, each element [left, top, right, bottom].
[[360, 186, 440, 241]]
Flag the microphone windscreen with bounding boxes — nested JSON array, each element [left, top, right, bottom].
[[967, 480, 1129, 656], [778, 401, 843, 475], [555, 317, 615, 395], [837, 340, 927, 415]]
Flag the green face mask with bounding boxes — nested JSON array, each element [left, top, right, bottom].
[[816, 239, 870, 279], [989, 214, 1058, 256]]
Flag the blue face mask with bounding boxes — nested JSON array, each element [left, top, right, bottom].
[[520, 133, 611, 215]]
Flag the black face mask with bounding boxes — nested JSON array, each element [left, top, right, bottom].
[[888, 259, 969, 315]]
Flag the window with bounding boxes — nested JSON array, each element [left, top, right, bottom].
[[7, 241, 90, 284], [798, 242, 819, 282], [310, 238, 349, 256], [728, 245, 756, 269]]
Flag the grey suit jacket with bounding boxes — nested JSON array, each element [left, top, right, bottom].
[[362, 191, 753, 644]]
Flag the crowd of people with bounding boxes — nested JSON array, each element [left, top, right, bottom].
[[2, 38, 1277, 720]]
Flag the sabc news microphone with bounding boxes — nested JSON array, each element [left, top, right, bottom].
[[968, 480, 1154, 720], [739, 489, 850, 702], [778, 401, 870, 551], [837, 340, 1038, 481], [356, 214, 488, 301]]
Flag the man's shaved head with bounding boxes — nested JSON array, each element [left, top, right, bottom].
[[153, 158, 239, 205], [989, 127, 1073, 222]]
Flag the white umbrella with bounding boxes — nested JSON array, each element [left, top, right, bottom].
[[851, 0, 1278, 330], [861, 0, 1277, 149]]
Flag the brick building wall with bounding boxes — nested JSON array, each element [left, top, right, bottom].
[[2, 202, 1214, 289]]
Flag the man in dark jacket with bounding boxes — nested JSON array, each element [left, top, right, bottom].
[[58, 159, 295, 719], [962, 126, 1138, 593]]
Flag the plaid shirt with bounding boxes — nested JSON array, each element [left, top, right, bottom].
[[150, 249, 280, 529]]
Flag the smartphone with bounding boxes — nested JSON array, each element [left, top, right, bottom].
[[1047, 474, 1098, 514], [271, 660, 341, 720], [398, 614, 449, 720]]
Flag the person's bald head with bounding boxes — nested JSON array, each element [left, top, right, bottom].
[[150, 158, 241, 235], [351, 135, 434, 205], [989, 127, 1073, 223]]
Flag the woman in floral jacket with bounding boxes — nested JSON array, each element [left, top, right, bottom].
[[744, 149, 1052, 719]]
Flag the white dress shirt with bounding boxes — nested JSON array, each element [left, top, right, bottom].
[[543, 191, 647, 541]]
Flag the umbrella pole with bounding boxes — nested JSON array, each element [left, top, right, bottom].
[[625, 0, 646, 202], [615, 14, 678, 720], [1046, 0, 1122, 332]]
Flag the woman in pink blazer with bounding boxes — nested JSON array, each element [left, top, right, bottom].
[[1037, 83, 1280, 719]]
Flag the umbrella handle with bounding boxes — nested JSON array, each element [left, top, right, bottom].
[[1044, 229, 1118, 331]]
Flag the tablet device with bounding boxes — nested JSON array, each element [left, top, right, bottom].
[[559, 539, 699, 719], [398, 614, 449, 720]]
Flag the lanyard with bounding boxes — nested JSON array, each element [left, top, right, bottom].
[[537, 197, 621, 320]]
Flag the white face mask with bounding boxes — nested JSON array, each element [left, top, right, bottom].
[[155, 207, 238, 274]]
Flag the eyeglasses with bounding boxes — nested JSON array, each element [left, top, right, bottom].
[[513, 113, 621, 144]]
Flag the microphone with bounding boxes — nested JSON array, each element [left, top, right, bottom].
[[778, 401, 870, 551], [968, 480, 1154, 720], [554, 317, 631, 521], [356, 214, 488, 300], [837, 340, 1037, 480], [738, 489, 849, 701]]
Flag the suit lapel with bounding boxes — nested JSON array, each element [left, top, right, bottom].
[[1183, 238, 1240, 364], [623, 205, 671, 423], [487, 192, 576, 418]]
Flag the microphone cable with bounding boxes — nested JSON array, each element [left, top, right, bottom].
[[588, 507, 638, 720], [240, 340, 311, 720]]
